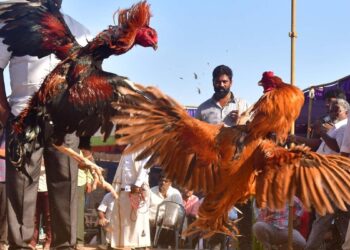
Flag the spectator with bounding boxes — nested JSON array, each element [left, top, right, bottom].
[[291, 98, 349, 155], [149, 175, 183, 248], [253, 197, 306, 250], [149, 175, 183, 224], [97, 192, 115, 249], [0, 0, 92, 248], [180, 189, 199, 248], [0, 130, 6, 250], [76, 163, 93, 250], [311, 89, 347, 139], [29, 160, 51, 250], [109, 150, 151, 249], [291, 98, 350, 249], [181, 188, 199, 219], [195, 64, 251, 250]]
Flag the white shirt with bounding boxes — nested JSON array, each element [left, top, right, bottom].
[[149, 185, 183, 222], [112, 152, 150, 191], [341, 114, 350, 154], [316, 118, 348, 155], [38, 163, 48, 192], [0, 13, 92, 116], [98, 192, 115, 222]]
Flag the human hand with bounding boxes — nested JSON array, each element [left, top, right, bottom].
[[131, 184, 141, 194], [98, 217, 108, 226], [229, 110, 239, 123], [322, 122, 334, 131], [312, 120, 326, 136], [85, 182, 92, 193]]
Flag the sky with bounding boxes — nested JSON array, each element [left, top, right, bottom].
[[4, 0, 350, 106]]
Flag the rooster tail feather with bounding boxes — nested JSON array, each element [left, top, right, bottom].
[[0, 1, 80, 60], [9, 95, 44, 169]]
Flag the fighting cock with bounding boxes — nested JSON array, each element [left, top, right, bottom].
[[0, 0, 158, 167], [111, 71, 350, 237]]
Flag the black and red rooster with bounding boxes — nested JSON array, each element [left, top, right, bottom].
[[0, 0, 158, 167]]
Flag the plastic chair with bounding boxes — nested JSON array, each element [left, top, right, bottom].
[[153, 200, 186, 249]]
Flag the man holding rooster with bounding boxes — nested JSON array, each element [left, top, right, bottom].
[[0, 0, 92, 249]]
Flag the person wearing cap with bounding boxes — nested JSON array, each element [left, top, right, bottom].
[[195, 65, 251, 250]]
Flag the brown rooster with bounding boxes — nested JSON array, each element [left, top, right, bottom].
[[0, 0, 157, 167], [111, 72, 350, 237]]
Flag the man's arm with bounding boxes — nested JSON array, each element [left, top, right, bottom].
[[289, 135, 322, 149], [0, 68, 10, 126]]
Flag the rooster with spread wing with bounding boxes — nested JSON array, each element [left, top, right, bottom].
[[0, 0, 157, 167], [112, 71, 350, 237]]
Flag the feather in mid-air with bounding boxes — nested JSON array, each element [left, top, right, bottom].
[[0, 0, 158, 168], [111, 71, 350, 237]]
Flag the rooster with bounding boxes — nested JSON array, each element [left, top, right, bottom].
[[0, 0, 158, 167], [111, 72, 350, 237]]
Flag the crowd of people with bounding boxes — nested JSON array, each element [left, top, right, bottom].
[[1, 1, 350, 250]]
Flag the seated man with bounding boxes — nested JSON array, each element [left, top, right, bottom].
[[149, 174, 183, 248], [97, 192, 115, 248], [253, 197, 306, 250]]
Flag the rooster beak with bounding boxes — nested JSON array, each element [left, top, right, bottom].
[[152, 43, 158, 51], [258, 81, 262, 86]]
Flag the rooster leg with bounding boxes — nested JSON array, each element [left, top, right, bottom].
[[52, 144, 118, 199]]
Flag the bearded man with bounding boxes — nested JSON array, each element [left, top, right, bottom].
[[195, 64, 251, 250]]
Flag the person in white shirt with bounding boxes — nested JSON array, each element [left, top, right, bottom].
[[149, 175, 183, 248], [97, 192, 115, 247], [340, 99, 350, 250], [97, 192, 115, 245], [0, 1, 92, 249], [291, 98, 350, 250], [149, 175, 183, 223], [109, 151, 151, 249]]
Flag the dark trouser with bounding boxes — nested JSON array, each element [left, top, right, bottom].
[[236, 200, 253, 250], [6, 124, 79, 250], [207, 233, 226, 250], [76, 185, 85, 245], [0, 182, 7, 244], [30, 192, 51, 248], [99, 226, 107, 245]]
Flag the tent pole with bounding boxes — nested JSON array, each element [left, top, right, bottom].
[[288, 0, 297, 249]]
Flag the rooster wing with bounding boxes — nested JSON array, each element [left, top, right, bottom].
[[0, 0, 80, 60], [255, 139, 350, 215], [112, 85, 247, 193]]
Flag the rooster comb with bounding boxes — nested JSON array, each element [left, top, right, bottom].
[[118, 1, 152, 29], [261, 71, 275, 82]]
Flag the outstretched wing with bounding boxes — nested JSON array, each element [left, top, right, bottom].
[[0, 1, 81, 60], [112, 85, 245, 193], [248, 84, 304, 142], [255, 139, 350, 215]]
